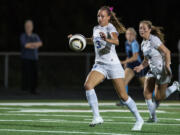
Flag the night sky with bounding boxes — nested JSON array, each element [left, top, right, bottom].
[[0, 0, 179, 53]]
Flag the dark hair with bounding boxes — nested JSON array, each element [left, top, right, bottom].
[[140, 20, 165, 43], [99, 6, 126, 34]]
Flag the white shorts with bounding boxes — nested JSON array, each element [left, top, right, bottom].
[[146, 67, 172, 84], [91, 62, 125, 79]]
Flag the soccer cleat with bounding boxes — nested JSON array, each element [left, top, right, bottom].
[[131, 118, 144, 131], [116, 100, 125, 107], [155, 100, 160, 109], [173, 81, 180, 92], [147, 116, 158, 123], [89, 116, 104, 127]]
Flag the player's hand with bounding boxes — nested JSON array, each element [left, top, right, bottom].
[[67, 34, 73, 39], [134, 65, 144, 73], [123, 63, 127, 69], [121, 60, 126, 65], [121, 61, 127, 69], [99, 32, 106, 41]]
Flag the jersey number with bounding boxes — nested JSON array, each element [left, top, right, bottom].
[[96, 41, 102, 48]]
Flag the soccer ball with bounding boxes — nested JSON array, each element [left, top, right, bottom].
[[69, 34, 86, 52]]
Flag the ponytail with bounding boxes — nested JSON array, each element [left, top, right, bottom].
[[151, 25, 165, 43], [110, 11, 126, 34], [99, 6, 126, 34]]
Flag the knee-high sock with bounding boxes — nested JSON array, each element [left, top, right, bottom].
[[123, 97, 142, 121], [86, 89, 100, 118], [166, 84, 177, 98], [145, 99, 156, 118]]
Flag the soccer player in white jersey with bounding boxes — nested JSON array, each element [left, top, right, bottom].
[[68, 6, 144, 131], [134, 20, 180, 122]]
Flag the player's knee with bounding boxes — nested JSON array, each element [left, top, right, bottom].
[[84, 83, 94, 90]]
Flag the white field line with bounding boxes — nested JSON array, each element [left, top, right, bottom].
[[84, 118, 114, 122], [0, 118, 180, 126], [0, 107, 17, 109], [0, 102, 179, 106], [0, 129, 130, 135], [40, 119, 180, 126], [8, 109, 166, 113], [0, 113, 178, 121]]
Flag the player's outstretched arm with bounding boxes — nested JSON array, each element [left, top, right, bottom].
[[134, 57, 148, 72], [121, 53, 139, 65]]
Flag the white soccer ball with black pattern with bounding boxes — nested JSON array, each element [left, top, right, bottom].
[[69, 34, 86, 52]]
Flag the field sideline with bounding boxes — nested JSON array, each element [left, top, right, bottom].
[[0, 100, 180, 135]]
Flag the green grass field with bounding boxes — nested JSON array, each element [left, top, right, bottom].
[[0, 100, 180, 135]]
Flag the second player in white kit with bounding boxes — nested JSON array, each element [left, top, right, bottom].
[[134, 20, 180, 122]]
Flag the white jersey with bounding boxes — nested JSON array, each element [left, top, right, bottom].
[[141, 34, 164, 74], [93, 23, 120, 65]]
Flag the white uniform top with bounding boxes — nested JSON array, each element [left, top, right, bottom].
[[141, 34, 164, 74], [93, 23, 120, 65]]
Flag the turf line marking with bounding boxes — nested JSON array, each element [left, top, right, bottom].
[[0, 113, 178, 121], [8, 109, 166, 113], [40, 119, 180, 126], [84, 118, 114, 122], [0, 129, 130, 135], [0, 102, 179, 106], [0, 119, 180, 126]]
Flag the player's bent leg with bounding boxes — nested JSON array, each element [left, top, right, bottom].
[[154, 81, 180, 110], [139, 77, 145, 88], [116, 68, 135, 106], [112, 78, 144, 131], [116, 68, 134, 106], [84, 71, 105, 127], [165, 81, 180, 99], [155, 83, 168, 101], [112, 78, 128, 100], [84, 71, 105, 90], [124, 68, 135, 86]]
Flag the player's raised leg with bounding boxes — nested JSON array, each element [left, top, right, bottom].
[[155, 81, 180, 108], [165, 81, 180, 99], [84, 71, 105, 127]]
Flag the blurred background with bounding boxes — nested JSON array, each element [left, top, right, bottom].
[[0, 0, 179, 100]]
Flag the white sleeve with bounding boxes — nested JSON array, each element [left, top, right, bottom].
[[151, 36, 163, 49], [108, 24, 119, 35]]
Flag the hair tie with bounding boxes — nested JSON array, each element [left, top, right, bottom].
[[109, 7, 114, 12]]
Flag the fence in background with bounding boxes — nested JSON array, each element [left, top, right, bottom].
[[0, 52, 179, 90]]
